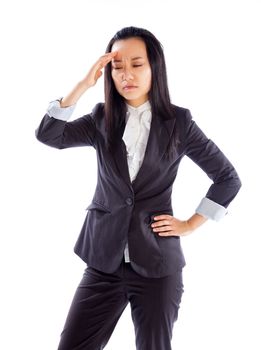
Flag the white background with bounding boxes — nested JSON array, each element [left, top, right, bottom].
[[0, 0, 260, 349]]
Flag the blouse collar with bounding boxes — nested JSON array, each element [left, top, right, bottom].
[[126, 100, 151, 115]]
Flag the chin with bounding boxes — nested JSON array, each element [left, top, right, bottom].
[[123, 92, 144, 101]]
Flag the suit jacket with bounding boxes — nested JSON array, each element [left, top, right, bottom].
[[35, 103, 241, 278]]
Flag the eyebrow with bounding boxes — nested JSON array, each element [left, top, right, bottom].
[[113, 56, 144, 63]]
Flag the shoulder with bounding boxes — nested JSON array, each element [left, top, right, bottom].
[[84, 103, 105, 128], [171, 103, 191, 117], [171, 103, 193, 130], [90, 102, 105, 118]]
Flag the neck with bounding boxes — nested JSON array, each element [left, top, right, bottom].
[[125, 96, 149, 108]]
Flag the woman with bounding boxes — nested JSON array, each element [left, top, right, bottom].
[[36, 26, 241, 350]]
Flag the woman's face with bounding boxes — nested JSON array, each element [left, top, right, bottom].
[[111, 37, 152, 107]]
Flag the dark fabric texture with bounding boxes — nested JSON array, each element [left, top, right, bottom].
[[58, 259, 184, 350], [36, 103, 241, 277]]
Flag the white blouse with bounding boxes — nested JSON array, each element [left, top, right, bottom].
[[122, 101, 152, 262], [123, 101, 152, 182]]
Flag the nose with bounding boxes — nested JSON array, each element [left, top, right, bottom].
[[121, 68, 134, 82]]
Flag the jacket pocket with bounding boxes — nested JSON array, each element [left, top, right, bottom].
[[86, 200, 111, 213]]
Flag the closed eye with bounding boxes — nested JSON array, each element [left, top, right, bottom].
[[113, 65, 143, 70]]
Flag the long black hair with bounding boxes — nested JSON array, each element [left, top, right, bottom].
[[104, 26, 177, 155]]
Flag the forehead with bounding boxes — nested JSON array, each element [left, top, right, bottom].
[[111, 37, 147, 61]]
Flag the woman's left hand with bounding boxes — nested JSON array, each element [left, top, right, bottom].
[[151, 214, 193, 237]]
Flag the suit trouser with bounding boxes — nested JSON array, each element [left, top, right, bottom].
[[57, 258, 184, 350]]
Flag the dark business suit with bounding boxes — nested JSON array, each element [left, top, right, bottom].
[[36, 103, 241, 349]]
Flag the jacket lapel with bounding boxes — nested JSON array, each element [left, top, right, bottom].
[[113, 113, 175, 192]]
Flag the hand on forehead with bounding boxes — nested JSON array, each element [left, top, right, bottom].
[[111, 38, 147, 62]]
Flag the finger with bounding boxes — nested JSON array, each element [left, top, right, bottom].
[[99, 51, 118, 60], [105, 51, 118, 57], [97, 56, 115, 70], [95, 70, 103, 79], [90, 61, 103, 74], [109, 50, 118, 56], [152, 225, 172, 232], [153, 215, 172, 221], [100, 52, 118, 64], [151, 219, 171, 227], [158, 229, 183, 237], [158, 232, 182, 237], [92, 53, 117, 71], [157, 229, 175, 236]]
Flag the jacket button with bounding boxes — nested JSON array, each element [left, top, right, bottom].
[[125, 197, 133, 206]]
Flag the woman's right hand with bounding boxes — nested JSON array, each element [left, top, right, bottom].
[[60, 51, 117, 107], [80, 51, 118, 88]]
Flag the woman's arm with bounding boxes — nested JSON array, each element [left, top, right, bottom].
[[35, 52, 117, 148], [184, 109, 242, 210], [60, 52, 117, 107], [151, 108, 241, 237]]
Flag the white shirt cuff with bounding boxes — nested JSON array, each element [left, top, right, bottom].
[[196, 197, 228, 221], [46, 98, 76, 121]]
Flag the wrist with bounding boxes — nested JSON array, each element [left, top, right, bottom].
[[185, 219, 194, 232], [60, 81, 90, 108], [186, 213, 208, 231]]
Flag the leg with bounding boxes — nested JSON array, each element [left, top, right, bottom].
[[127, 267, 184, 350], [58, 266, 129, 350]]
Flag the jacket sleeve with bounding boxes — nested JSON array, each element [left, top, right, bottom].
[[35, 103, 100, 149], [183, 108, 242, 216]]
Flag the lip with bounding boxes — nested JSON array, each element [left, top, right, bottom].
[[123, 85, 138, 91]]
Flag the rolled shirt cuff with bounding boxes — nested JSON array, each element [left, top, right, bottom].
[[196, 197, 228, 221], [46, 97, 76, 121]]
